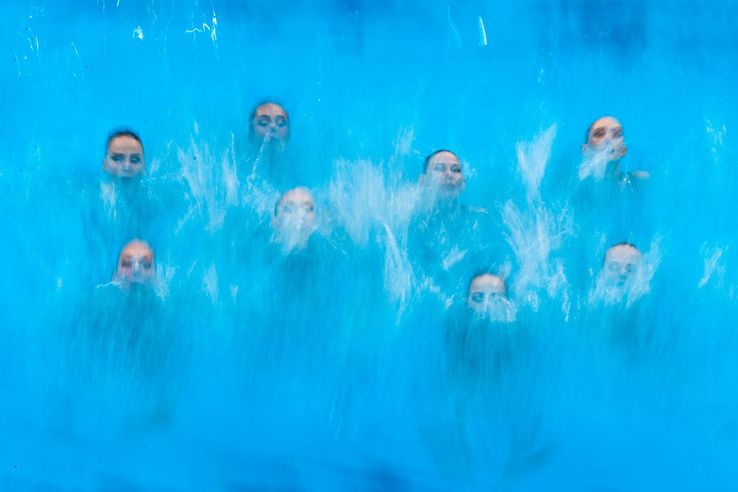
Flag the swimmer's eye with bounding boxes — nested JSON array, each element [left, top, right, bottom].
[[471, 292, 484, 303], [303, 204, 314, 213], [142, 260, 152, 269], [111, 153, 125, 162], [256, 116, 271, 127], [451, 164, 462, 174], [281, 203, 297, 214], [432, 163, 445, 173], [275, 116, 288, 128], [626, 264, 634, 274], [607, 263, 619, 272], [593, 128, 606, 138], [130, 154, 142, 164], [612, 128, 623, 138], [121, 258, 132, 268]]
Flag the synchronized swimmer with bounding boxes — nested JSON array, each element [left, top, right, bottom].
[[98, 101, 649, 323]]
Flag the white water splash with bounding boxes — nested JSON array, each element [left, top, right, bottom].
[[327, 159, 419, 246], [504, 125, 571, 314], [478, 16, 488, 47], [177, 129, 239, 232], [515, 124, 556, 200], [698, 243, 727, 288]]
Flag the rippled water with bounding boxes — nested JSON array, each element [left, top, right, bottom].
[[3, 1, 738, 490]]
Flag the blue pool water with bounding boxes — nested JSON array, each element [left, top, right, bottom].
[[3, 0, 738, 490]]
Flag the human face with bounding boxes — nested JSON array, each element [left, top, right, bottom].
[[251, 103, 289, 148], [103, 136, 145, 178], [467, 274, 507, 316], [424, 151, 465, 199], [272, 188, 317, 250], [115, 240, 155, 286], [603, 244, 642, 289], [584, 116, 627, 160]]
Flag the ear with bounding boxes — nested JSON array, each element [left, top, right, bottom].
[[102, 158, 108, 171], [581, 144, 588, 155]]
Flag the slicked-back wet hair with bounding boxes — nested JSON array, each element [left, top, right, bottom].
[[611, 241, 638, 250], [105, 129, 143, 155]]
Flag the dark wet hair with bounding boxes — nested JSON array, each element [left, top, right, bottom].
[[423, 149, 458, 173], [612, 241, 638, 250], [105, 129, 143, 155]]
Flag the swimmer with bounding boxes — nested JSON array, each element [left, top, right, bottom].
[[467, 272, 516, 322], [410, 150, 492, 297], [102, 129, 145, 179], [271, 187, 317, 252], [113, 239, 156, 289], [249, 101, 290, 151], [602, 242, 642, 291], [420, 150, 466, 203], [591, 242, 650, 306], [580, 116, 649, 184]]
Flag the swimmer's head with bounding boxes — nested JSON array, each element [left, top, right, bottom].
[[114, 239, 155, 287], [421, 150, 466, 200], [467, 273, 508, 319], [249, 101, 290, 150], [272, 187, 317, 251], [102, 130, 145, 179], [603, 242, 642, 289], [582, 116, 627, 160]]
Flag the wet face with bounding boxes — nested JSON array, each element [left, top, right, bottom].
[[115, 240, 155, 286], [584, 116, 627, 160], [103, 136, 145, 178], [250, 102, 289, 149], [603, 244, 642, 289], [272, 188, 317, 249], [424, 151, 465, 199], [467, 274, 507, 316]]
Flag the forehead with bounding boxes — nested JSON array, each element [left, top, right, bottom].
[[589, 117, 622, 135], [120, 242, 154, 259], [279, 189, 314, 206], [470, 274, 505, 292], [429, 151, 460, 166], [254, 103, 288, 119], [605, 245, 641, 264], [108, 135, 143, 153]]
